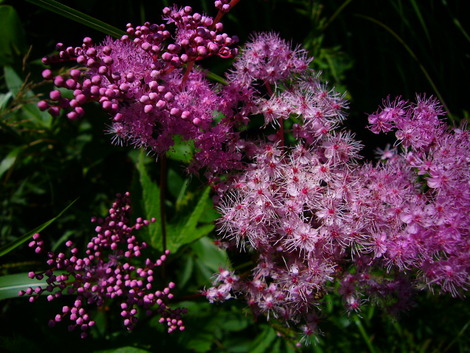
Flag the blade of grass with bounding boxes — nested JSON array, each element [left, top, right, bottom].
[[409, 0, 431, 44], [323, 0, 353, 31], [440, 0, 470, 42], [25, 0, 126, 38], [0, 198, 78, 257], [355, 14, 450, 118], [442, 319, 470, 353], [353, 314, 377, 353]]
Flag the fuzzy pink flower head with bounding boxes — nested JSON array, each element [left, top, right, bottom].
[[229, 32, 312, 86]]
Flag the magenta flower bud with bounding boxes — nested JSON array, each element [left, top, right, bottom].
[[97, 66, 106, 75], [215, 22, 224, 32], [67, 111, 78, 120], [38, 100, 49, 111], [48, 106, 61, 116], [42, 69, 53, 80], [103, 56, 113, 65], [119, 83, 130, 91], [161, 52, 173, 61], [102, 101, 113, 110], [197, 46, 208, 56], [85, 47, 96, 56], [76, 55, 86, 64], [82, 37, 93, 45], [49, 90, 61, 100], [181, 111, 190, 120], [69, 69, 81, 78], [53, 76, 65, 87]]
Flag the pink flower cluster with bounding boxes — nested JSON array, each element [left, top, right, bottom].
[[20, 192, 185, 338], [205, 35, 469, 335], [33, 0, 469, 339], [38, 4, 240, 169]]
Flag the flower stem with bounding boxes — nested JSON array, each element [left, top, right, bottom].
[[159, 154, 168, 251], [212, 0, 241, 28]]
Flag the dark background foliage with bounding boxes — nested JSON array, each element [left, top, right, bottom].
[[1, 0, 469, 352]]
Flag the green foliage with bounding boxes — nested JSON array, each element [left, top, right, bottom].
[[0, 198, 76, 257], [25, 0, 126, 38], [0, 272, 47, 300], [0, 5, 27, 66], [0, 0, 468, 352], [133, 151, 216, 253]]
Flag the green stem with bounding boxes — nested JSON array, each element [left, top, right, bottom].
[[159, 154, 167, 251], [355, 14, 451, 121], [354, 314, 377, 353]]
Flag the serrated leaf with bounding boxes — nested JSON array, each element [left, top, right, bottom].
[[0, 198, 78, 257], [135, 150, 162, 251], [165, 187, 215, 253], [167, 223, 214, 253]]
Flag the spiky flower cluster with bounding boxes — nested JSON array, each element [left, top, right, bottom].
[[19, 192, 185, 338], [365, 96, 470, 296], [205, 32, 470, 335]]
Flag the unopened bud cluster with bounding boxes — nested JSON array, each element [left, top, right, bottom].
[[19, 192, 185, 338], [38, 4, 239, 162]]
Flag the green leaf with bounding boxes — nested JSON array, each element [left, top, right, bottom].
[[191, 236, 229, 273], [95, 347, 152, 353], [0, 91, 13, 110], [184, 332, 214, 353], [166, 134, 194, 163], [166, 187, 215, 253], [135, 150, 162, 251], [0, 146, 22, 179], [26, 0, 126, 38], [3, 65, 22, 97], [0, 198, 78, 257], [0, 273, 46, 300], [249, 325, 278, 353], [0, 5, 27, 65], [3, 66, 52, 128], [178, 254, 194, 288]]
